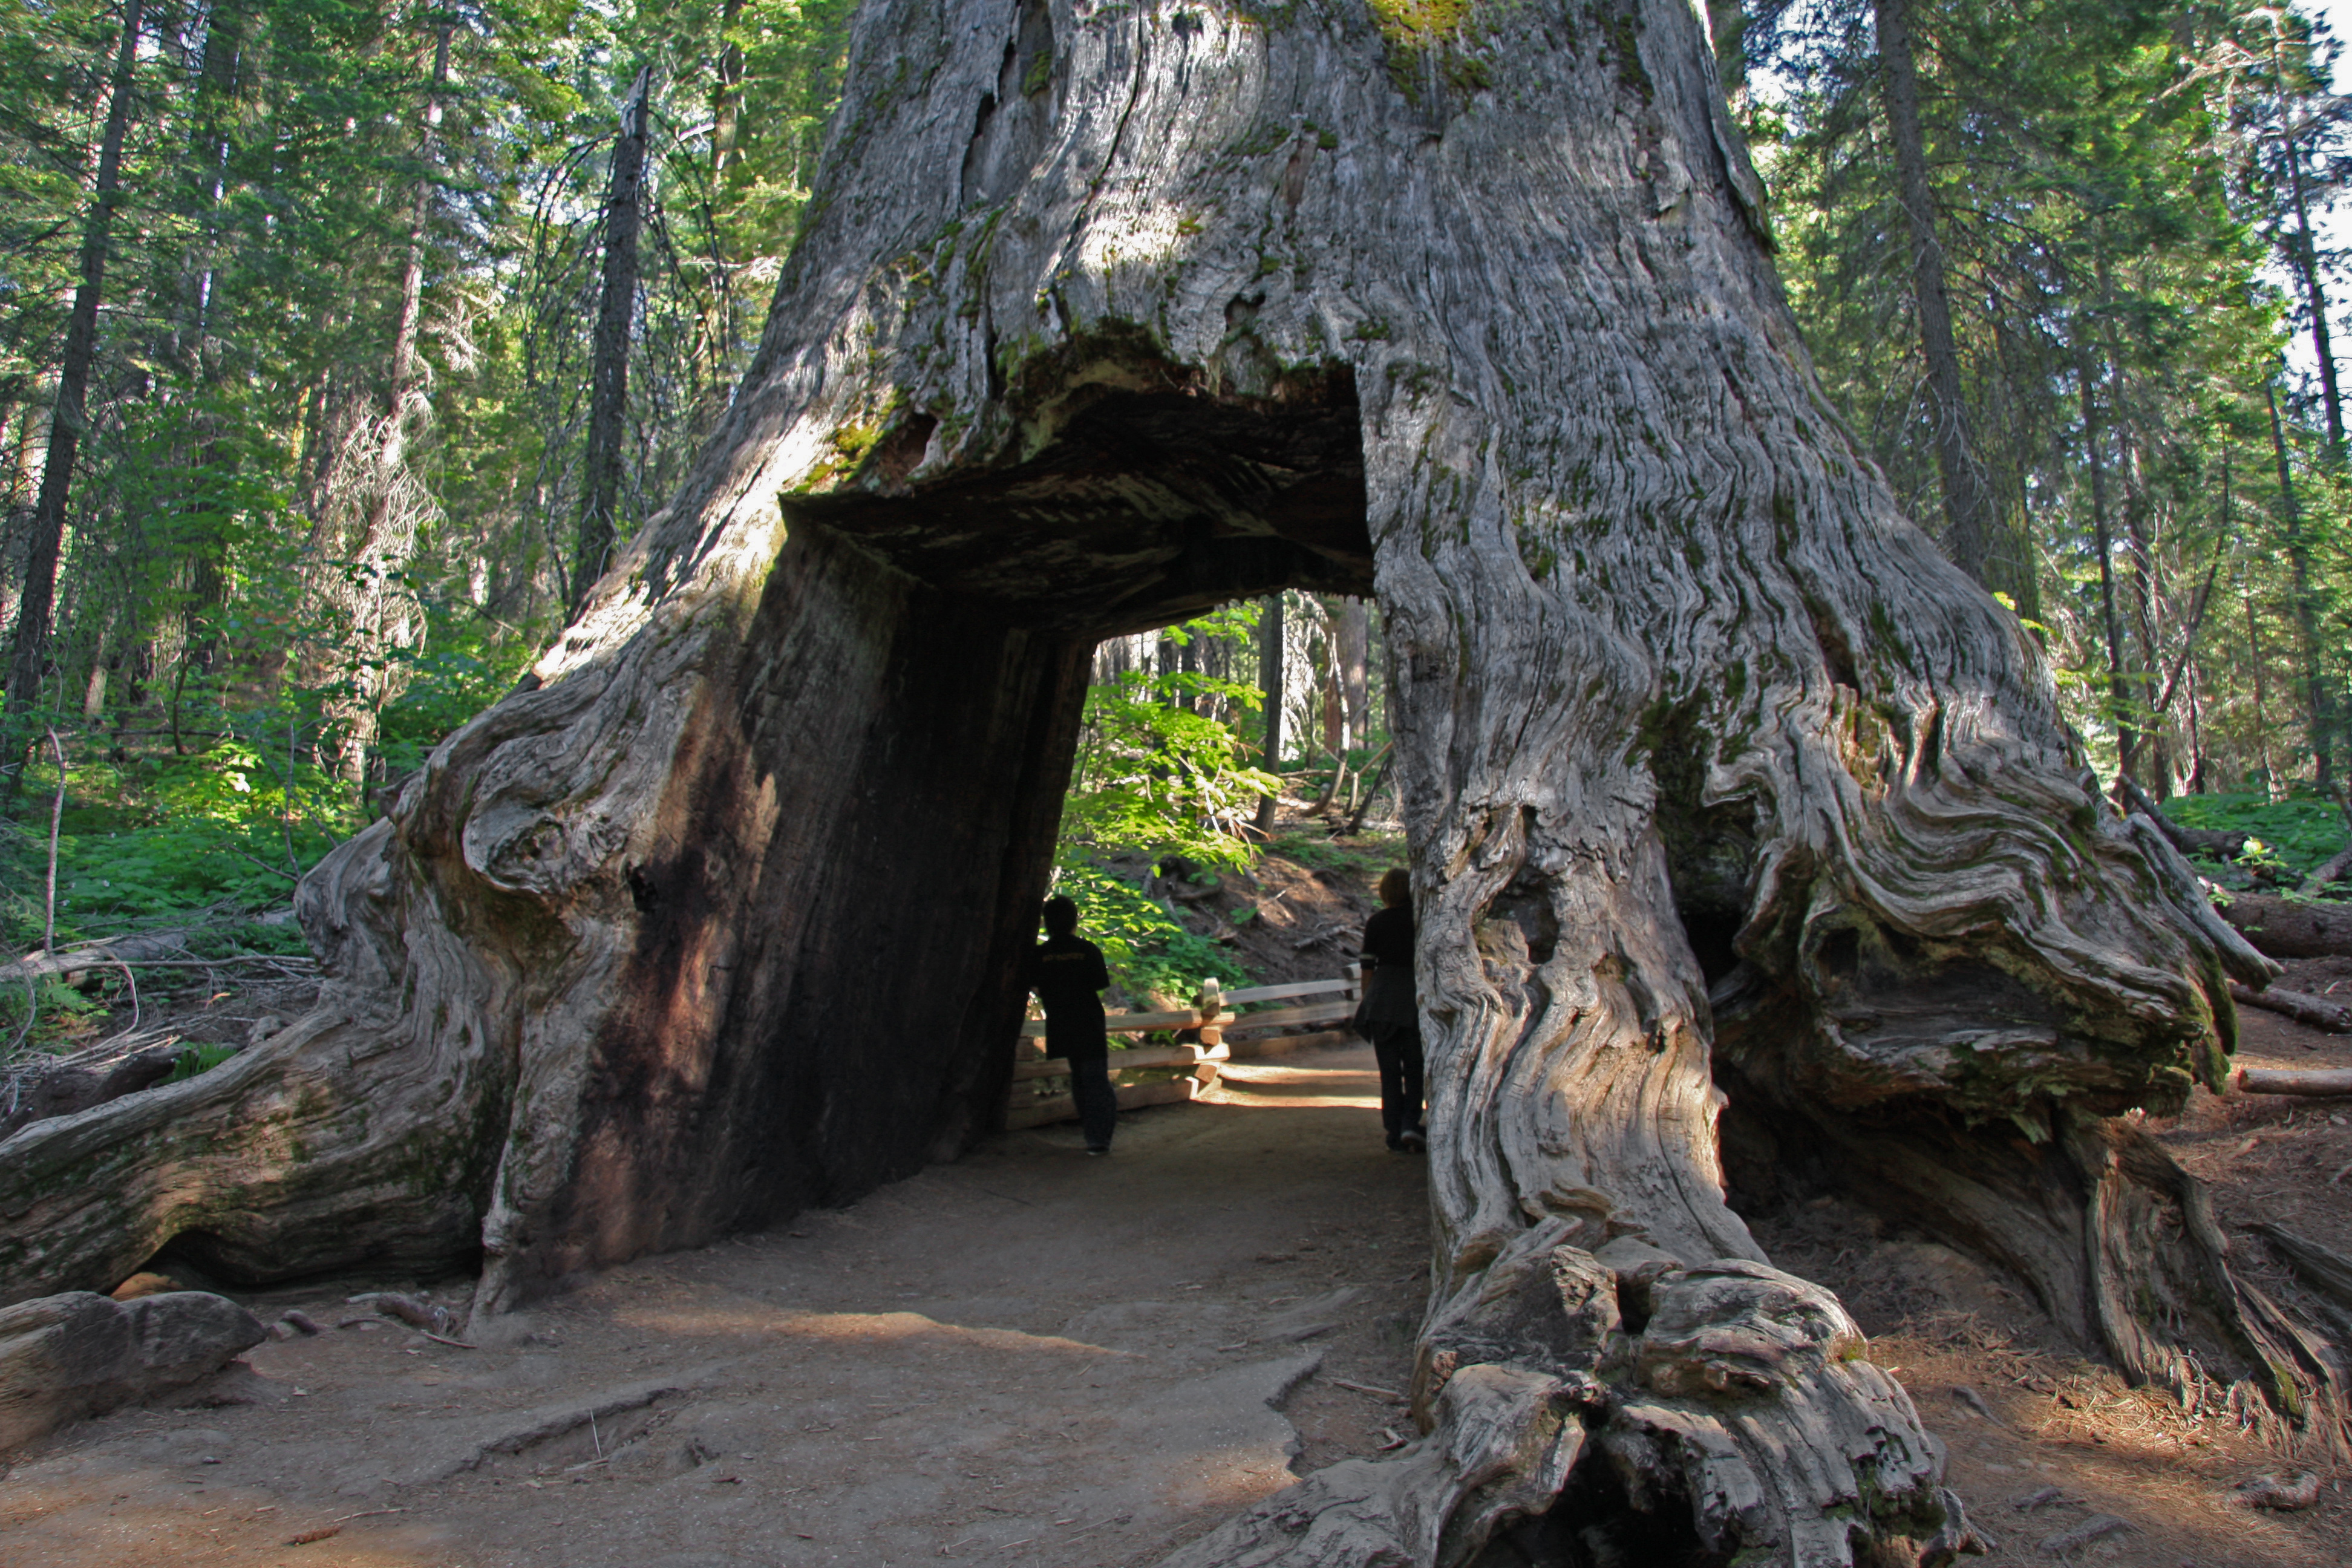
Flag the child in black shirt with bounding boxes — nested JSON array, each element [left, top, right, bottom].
[[1022, 896, 1117, 1154]]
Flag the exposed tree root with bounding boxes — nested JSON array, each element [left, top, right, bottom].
[[1165, 1220, 1972, 1567], [1718, 1065, 2350, 1458]]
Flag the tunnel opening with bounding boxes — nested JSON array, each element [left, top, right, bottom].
[[783, 360, 1375, 632], [544, 361, 1380, 1280]]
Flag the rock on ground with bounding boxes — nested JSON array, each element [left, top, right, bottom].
[[0, 1290, 267, 1451]]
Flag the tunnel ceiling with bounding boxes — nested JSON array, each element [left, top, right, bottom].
[[785, 377, 1373, 636]]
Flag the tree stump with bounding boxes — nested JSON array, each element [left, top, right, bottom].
[[0, 0, 2321, 1558]]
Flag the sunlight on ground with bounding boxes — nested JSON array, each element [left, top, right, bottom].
[[612, 1305, 1129, 1362], [1202, 1059, 1383, 1110]]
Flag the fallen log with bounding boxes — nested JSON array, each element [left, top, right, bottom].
[[2230, 983, 2352, 1033], [0, 930, 201, 987], [2215, 892, 2352, 959], [2237, 1067, 2352, 1096], [2120, 777, 2247, 859]]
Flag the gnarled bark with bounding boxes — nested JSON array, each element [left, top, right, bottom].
[[0, 0, 2313, 1557]]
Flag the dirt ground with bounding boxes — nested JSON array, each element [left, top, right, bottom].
[[1756, 952, 2352, 1568], [0, 1046, 1432, 1568], [9, 887, 2352, 1565]]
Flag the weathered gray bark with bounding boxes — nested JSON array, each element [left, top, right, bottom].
[[0, 0, 2306, 1558]]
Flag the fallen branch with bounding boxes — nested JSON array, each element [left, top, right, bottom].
[[2236, 1067, 2352, 1096], [2118, 776, 2246, 858], [2247, 1223, 2352, 1314], [0, 930, 205, 986], [2230, 982, 2352, 1033]]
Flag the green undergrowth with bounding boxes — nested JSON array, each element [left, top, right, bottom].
[[167, 1042, 241, 1082], [1051, 862, 1244, 1005], [2165, 789, 2350, 886], [1269, 825, 1404, 883]]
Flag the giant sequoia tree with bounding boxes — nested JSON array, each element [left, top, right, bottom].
[[0, 0, 2324, 1561]]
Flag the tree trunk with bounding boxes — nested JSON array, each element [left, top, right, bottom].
[[1875, 0, 1995, 584], [303, 24, 450, 788], [2269, 384, 2335, 788], [1335, 596, 1370, 748], [3, 0, 145, 768], [2281, 126, 2345, 461], [0, 0, 2316, 1558], [572, 66, 653, 613], [1254, 591, 1285, 837]]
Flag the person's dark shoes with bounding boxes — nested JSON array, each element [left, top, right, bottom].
[[1385, 1133, 1406, 1152], [1086, 1145, 1111, 1157], [1400, 1128, 1427, 1152]]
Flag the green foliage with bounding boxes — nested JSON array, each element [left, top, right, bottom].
[[1057, 610, 1278, 874], [167, 1043, 243, 1083], [1267, 827, 1405, 885], [0, 977, 106, 1064], [2166, 789, 2350, 877], [0, 725, 344, 949], [1049, 863, 1244, 1002]]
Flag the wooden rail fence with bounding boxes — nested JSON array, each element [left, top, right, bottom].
[[1006, 971, 1364, 1131]]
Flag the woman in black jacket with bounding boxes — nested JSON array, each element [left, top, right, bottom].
[[1357, 869, 1425, 1152]]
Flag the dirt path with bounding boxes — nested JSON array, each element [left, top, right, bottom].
[[0, 1045, 1430, 1568], [7, 1028, 2352, 1567]]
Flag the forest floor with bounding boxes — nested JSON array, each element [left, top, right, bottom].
[[5, 834, 2352, 1566]]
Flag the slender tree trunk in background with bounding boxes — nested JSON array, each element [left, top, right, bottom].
[[310, 24, 450, 788], [1875, 0, 1994, 584], [175, 0, 255, 680], [572, 67, 653, 613], [2245, 592, 2275, 796], [2269, 384, 2334, 786], [2122, 437, 2164, 791], [4, 0, 145, 792], [1253, 592, 1284, 836], [2282, 128, 2345, 460], [2080, 356, 2135, 775], [1334, 596, 1368, 747], [713, 0, 744, 181]]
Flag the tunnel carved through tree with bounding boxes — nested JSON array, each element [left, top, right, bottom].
[[0, 0, 2332, 1561]]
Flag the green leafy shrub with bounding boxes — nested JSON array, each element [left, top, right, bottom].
[[1051, 863, 1247, 1004], [167, 1042, 242, 1082], [2166, 791, 2349, 879]]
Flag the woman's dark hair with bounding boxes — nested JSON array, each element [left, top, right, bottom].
[[1042, 895, 1079, 935], [1377, 868, 1410, 908]]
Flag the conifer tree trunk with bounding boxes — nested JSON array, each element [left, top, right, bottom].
[[4, 0, 145, 774], [1875, 0, 1994, 584], [2270, 385, 2335, 786], [1253, 592, 1285, 836], [572, 67, 653, 612], [1, 2, 2322, 1560], [305, 22, 451, 788]]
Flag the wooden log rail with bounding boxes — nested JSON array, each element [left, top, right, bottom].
[[1004, 972, 1364, 1131]]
